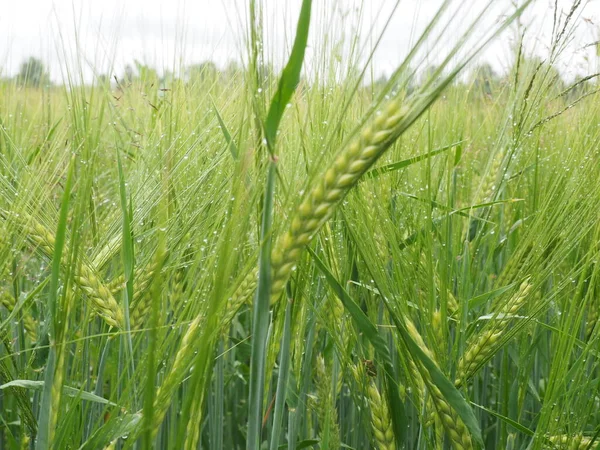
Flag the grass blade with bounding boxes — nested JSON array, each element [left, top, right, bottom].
[[264, 0, 312, 148], [1, 380, 117, 406], [364, 140, 463, 179], [116, 152, 136, 402], [213, 100, 239, 160]]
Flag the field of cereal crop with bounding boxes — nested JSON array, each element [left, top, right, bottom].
[[1, 1, 600, 449]]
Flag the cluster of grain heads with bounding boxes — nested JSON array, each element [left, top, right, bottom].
[[456, 279, 532, 386], [477, 148, 505, 204], [105, 249, 170, 328], [426, 381, 473, 450], [106, 274, 126, 295], [367, 381, 396, 450], [418, 254, 459, 317], [360, 187, 390, 261], [47, 342, 66, 444], [496, 243, 533, 287], [431, 310, 446, 364], [168, 265, 186, 309], [269, 99, 409, 304]]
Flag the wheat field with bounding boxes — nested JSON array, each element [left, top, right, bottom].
[[1, 1, 600, 449]]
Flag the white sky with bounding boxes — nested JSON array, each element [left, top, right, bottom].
[[1, 0, 599, 84]]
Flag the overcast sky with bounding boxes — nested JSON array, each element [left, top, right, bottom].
[[1, 0, 599, 83]]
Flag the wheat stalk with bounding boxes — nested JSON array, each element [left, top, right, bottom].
[[585, 280, 598, 340]]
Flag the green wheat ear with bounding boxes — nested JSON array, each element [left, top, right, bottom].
[[270, 99, 409, 304], [4, 211, 125, 329]]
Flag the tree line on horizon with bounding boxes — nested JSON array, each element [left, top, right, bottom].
[[2, 55, 597, 102]]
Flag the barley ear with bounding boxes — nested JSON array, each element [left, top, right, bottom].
[[315, 356, 341, 450], [221, 267, 258, 331], [270, 99, 409, 304], [405, 319, 473, 450], [12, 212, 125, 329], [351, 362, 395, 450], [456, 280, 531, 385], [74, 264, 125, 329], [1, 290, 37, 341], [152, 316, 202, 433], [129, 248, 168, 329]]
